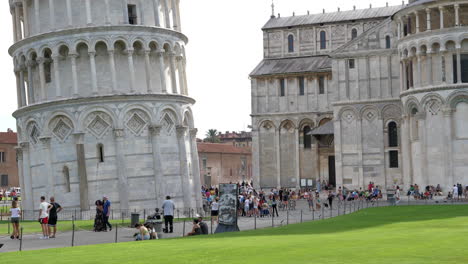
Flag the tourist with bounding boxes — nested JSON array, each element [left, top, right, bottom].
[[38, 196, 52, 239], [198, 216, 209, 235], [48, 197, 62, 238], [452, 185, 458, 200], [327, 191, 334, 209], [10, 200, 21, 240], [134, 223, 150, 241], [187, 219, 201, 236], [211, 197, 219, 224], [143, 223, 158, 239], [162, 196, 175, 233], [244, 196, 250, 217], [457, 183, 463, 200], [261, 199, 270, 217], [395, 186, 401, 204], [271, 196, 279, 217], [94, 200, 106, 232], [102, 196, 112, 231]]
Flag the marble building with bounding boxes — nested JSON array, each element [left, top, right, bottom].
[[251, 0, 468, 192], [9, 0, 202, 212]]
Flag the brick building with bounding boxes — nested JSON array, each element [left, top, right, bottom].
[[198, 143, 252, 187], [0, 129, 18, 189], [218, 131, 252, 148]]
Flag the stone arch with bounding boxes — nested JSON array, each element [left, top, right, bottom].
[[57, 44, 70, 57], [79, 106, 117, 132], [421, 93, 445, 109], [382, 104, 402, 124], [130, 37, 146, 49], [159, 108, 178, 136], [404, 96, 421, 115], [163, 42, 173, 53], [421, 93, 445, 116], [174, 43, 182, 56], [182, 107, 195, 129], [279, 119, 296, 133], [259, 120, 276, 131], [299, 118, 315, 130], [360, 105, 381, 121], [318, 117, 332, 126], [92, 38, 111, 51], [83, 111, 115, 139], [112, 38, 130, 51], [158, 104, 181, 125], [25, 120, 41, 145], [26, 48, 37, 60], [72, 39, 91, 53], [45, 110, 77, 132], [446, 90, 468, 109], [443, 39, 457, 51], [337, 106, 359, 121], [148, 40, 160, 51]]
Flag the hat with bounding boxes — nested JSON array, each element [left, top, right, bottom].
[[103, 195, 108, 199]]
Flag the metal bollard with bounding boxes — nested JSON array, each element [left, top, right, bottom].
[[254, 215, 257, 230], [182, 220, 186, 237], [300, 210, 303, 223], [71, 216, 75, 247], [287, 210, 289, 225], [210, 218, 213, 235], [115, 224, 118, 243], [19, 227, 23, 251], [321, 206, 324, 219], [272, 213, 274, 227]]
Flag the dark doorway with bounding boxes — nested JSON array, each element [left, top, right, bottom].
[[328, 156, 336, 187]]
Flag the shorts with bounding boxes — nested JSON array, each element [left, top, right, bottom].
[[48, 217, 58, 226], [11, 217, 20, 224], [40, 217, 49, 225], [211, 210, 219, 217]]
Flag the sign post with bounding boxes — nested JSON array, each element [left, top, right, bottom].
[[215, 184, 240, 233]]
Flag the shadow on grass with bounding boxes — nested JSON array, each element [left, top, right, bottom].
[[194, 205, 468, 239]]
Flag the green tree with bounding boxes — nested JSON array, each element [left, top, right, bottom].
[[205, 129, 220, 143]]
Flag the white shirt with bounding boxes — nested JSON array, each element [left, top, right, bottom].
[[39, 202, 50, 218], [10, 207, 21, 218], [453, 186, 458, 195], [211, 202, 219, 211]]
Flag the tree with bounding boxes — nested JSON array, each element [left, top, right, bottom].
[[205, 129, 220, 143]]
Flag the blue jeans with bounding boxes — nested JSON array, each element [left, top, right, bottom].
[[136, 234, 150, 241]]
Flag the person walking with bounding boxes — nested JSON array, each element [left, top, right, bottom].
[[38, 196, 52, 239], [162, 196, 175, 233], [453, 185, 459, 201], [10, 200, 21, 239], [271, 196, 279, 217], [48, 197, 62, 238], [102, 196, 112, 231], [211, 197, 219, 224]]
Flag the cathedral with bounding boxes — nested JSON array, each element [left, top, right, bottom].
[[250, 0, 468, 193], [9, 0, 202, 212]]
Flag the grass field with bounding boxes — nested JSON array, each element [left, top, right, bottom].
[[2, 205, 468, 264]]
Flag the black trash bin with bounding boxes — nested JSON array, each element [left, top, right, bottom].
[[131, 213, 140, 227]]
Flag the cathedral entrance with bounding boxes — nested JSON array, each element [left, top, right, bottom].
[[328, 156, 336, 187]]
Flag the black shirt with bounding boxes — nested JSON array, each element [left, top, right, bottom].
[[199, 221, 209, 235], [49, 202, 62, 219]]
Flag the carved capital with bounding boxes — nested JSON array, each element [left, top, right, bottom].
[[113, 128, 125, 138], [39, 136, 52, 145], [19, 141, 29, 149], [415, 112, 426, 120], [176, 125, 188, 137], [15, 147, 23, 161], [190, 128, 198, 138], [442, 108, 454, 117], [73, 132, 85, 144], [149, 125, 162, 136], [26, 59, 37, 68]]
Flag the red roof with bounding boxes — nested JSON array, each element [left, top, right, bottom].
[[197, 143, 251, 155], [0, 131, 17, 144]]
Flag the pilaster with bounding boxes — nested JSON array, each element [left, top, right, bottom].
[[176, 125, 193, 208], [149, 125, 164, 207]]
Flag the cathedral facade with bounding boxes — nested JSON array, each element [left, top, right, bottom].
[[9, 0, 202, 212], [251, 0, 468, 192]]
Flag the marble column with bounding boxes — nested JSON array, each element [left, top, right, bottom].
[[189, 129, 202, 210], [163, 0, 170, 28], [22, 0, 29, 37], [414, 11, 420, 33], [171, 0, 178, 30], [85, 0, 92, 25], [19, 67, 27, 106], [40, 136, 55, 199], [15, 3, 22, 41], [11, 7, 18, 43], [127, 49, 136, 93], [275, 128, 281, 188], [439, 7, 444, 29], [149, 125, 164, 207], [175, 0, 181, 31], [401, 116, 413, 187], [441, 50, 447, 83], [456, 48, 462, 84], [158, 50, 167, 93], [416, 53, 422, 88], [397, 22, 401, 39], [442, 109, 454, 189], [182, 58, 188, 95], [176, 126, 193, 208], [455, 4, 460, 27], [169, 52, 178, 94], [104, 0, 111, 24], [357, 118, 364, 188], [176, 56, 185, 95], [37, 57, 46, 101], [20, 142, 34, 211], [34, 0, 40, 34], [426, 8, 431, 31], [153, 0, 161, 27], [108, 50, 118, 93], [15, 147, 25, 210], [89, 51, 98, 94], [427, 51, 433, 86], [52, 55, 61, 98], [26, 60, 35, 104], [49, 0, 55, 30], [70, 53, 79, 96], [294, 128, 300, 189], [74, 133, 89, 210], [251, 130, 261, 189], [144, 50, 153, 93], [66, 0, 73, 26], [123, 0, 129, 23], [15, 71, 21, 108], [417, 113, 427, 186], [114, 129, 129, 210], [334, 120, 344, 188]]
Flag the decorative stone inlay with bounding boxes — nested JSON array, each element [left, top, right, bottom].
[[342, 110, 355, 123], [161, 113, 175, 135], [126, 113, 147, 136], [29, 124, 40, 145], [427, 100, 441, 115], [50, 117, 73, 142], [364, 110, 376, 121], [87, 113, 111, 139]]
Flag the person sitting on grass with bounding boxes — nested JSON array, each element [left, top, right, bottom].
[[446, 192, 453, 200], [187, 219, 202, 236], [198, 217, 209, 235], [134, 224, 150, 241], [143, 223, 158, 240]]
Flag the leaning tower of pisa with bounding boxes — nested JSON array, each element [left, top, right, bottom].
[[9, 0, 202, 213]]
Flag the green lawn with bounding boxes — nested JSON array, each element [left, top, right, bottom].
[[2, 205, 468, 264]]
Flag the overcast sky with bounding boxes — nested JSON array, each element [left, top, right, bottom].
[[0, 0, 403, 136]]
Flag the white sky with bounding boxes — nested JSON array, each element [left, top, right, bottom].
[[0, 0, 403, 136]]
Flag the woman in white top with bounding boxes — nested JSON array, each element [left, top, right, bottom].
[[211, 197, 220, 224], [10, 201, 21, 239]]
